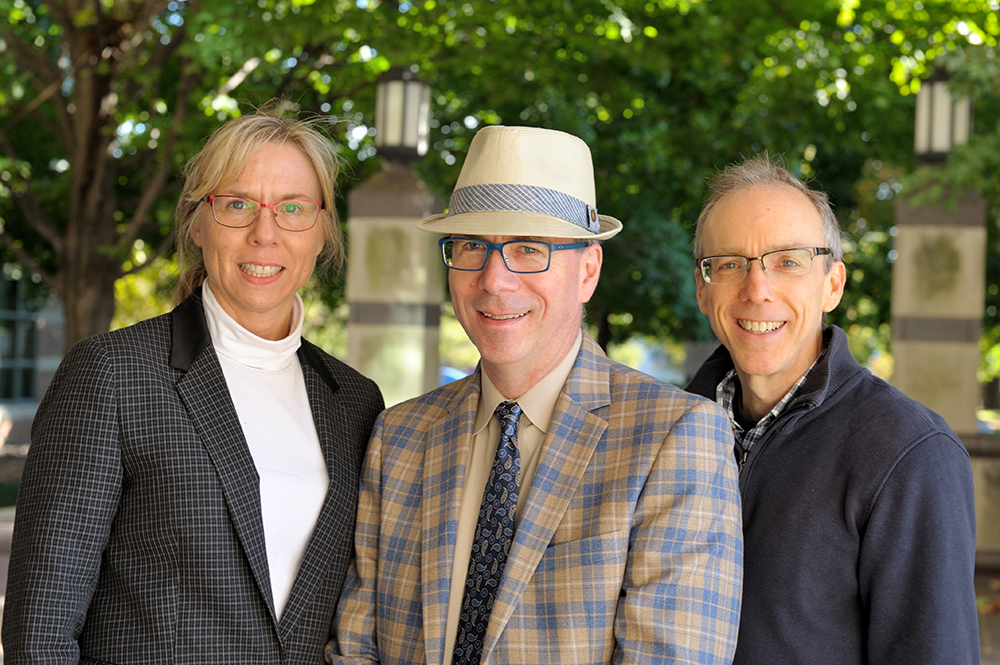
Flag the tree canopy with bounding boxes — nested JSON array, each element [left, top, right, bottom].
[[1, 0, 998, 360]]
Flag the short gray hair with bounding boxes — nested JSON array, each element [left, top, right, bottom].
[[693, 153, 843, 267]]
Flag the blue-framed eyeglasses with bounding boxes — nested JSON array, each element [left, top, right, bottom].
[[439, 237, 588, 274]]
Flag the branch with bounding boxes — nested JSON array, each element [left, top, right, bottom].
[[0, 232, 58, 291], [150, 0, 200, 68], [44, 1, 73, 33], [0, 30, 72, 140], [1, 28, 62, 83], [0, 73, 66, 136], [121, 60, 197, 248], [121, 230, 175, 277], [271, 42, 350, 100], [117, 0, 187, 100], [0, 134, 64, 254]]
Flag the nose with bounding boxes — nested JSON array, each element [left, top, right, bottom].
[[477, 247, 518, 292], [248, 206, 281, 244], [739, 258, 773, 301]]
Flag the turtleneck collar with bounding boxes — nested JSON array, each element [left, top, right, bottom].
[[201, 280, 304, 372]]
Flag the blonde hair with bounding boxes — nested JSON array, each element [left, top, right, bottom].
[[173, 108, 344, 304], [693, 152, 843, 268]]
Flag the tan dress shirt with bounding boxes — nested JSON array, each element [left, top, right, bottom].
[[442, 330, 583, 665]]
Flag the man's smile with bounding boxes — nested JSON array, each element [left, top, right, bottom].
[[481, 311, 527, 321], [738, 319, 785, 333]]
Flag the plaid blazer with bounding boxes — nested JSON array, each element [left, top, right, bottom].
[[3, 289, 384, 665], [329, 332, 742, 665]]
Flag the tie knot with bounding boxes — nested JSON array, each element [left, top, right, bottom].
[[494, 401, 521, 436]]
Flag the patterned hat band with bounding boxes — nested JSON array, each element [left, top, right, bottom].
[[447, 183, 601, 234]]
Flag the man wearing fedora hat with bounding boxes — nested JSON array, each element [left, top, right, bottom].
[[327, 125, 743, 665]]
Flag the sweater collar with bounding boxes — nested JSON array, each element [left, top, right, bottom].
[[687, 326, 860, 414], [201, 280, 304, 372]]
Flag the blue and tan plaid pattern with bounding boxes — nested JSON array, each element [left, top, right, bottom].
[[329, 332, 743, 665]]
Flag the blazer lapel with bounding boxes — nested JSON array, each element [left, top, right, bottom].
[[276, 348, 359, 641], [170, 291, 276, 622], [481, 333, 611, 659], [422, 375, 481, 665]]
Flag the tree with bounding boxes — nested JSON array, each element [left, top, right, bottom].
[[2, 0, 998, 359], [0, 0, 379, 350], [2, 0, 200, 349]]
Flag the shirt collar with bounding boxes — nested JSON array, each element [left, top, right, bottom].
[[717, 349, 825, 450], [474, 328, 583, 435], [202, 279, 303, 372]]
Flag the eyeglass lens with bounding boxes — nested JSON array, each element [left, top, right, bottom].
[[442, 239, 552, 273], [702, 248, 822, 283], [209, 195, 319, 231]]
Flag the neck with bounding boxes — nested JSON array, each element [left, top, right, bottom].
[[203, 281, 295, 341], [735, 329, 827, 421], [481, 328, 582, 400], [249, 317, 292, 341], [482, 363, 549, 401], [737, 375, 784, 422]]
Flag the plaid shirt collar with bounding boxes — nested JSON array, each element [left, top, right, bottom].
[[716, 352, 824, 454]]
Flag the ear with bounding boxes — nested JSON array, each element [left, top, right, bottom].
[[695, 267, 709, 316], [822, 260, 847, 313], [578, 243, 603, 303], [191, 218, 204, 248]]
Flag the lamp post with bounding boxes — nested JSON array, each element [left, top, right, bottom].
[[374, 67, 431, 164], [913, 68, 972, 163], [345, 66, 444, 407], [891, 68, 995, 563]]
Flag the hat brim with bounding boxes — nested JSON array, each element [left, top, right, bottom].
[[416, 210, 623, 241]]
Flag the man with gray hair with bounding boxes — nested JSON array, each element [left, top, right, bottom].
[[686, 153, 979, 664], [327, 125, 744, 665]]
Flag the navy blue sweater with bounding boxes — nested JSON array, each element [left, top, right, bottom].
[[687, 326, 979, 665]]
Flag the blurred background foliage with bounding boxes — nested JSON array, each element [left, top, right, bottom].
[[1, 0, 999, 378]]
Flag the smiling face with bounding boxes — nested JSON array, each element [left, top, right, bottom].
[[191, 141, 325, 340], [695, 183, 845, 415], [448, 235, 602, 398]]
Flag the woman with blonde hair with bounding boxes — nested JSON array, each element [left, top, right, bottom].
[[4, 109, 383, 664]]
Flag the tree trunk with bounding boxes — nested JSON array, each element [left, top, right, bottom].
[[58, 14, 123, 350], [61, 265, 120, 351], [593, 307, 611, 352]]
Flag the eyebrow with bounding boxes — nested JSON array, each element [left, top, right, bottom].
[[459, 236, 548, 243], [703, 244, 817, 256], [219, 191, 318, 202]]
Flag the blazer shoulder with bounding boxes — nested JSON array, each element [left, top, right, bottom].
[[378, 373, 477, 430], [63, 312, 173, 369], [606, 357, 723, 413], [574, 331, 717, 412], [299, 338, 385, 410]]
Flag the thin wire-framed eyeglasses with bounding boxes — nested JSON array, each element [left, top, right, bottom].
[[439, 237, 587, 274], [698, 247, 832, 284], [204, 195, 324, 232]]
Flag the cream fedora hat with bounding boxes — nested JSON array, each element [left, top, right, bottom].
[[416, 125, 622, 240]]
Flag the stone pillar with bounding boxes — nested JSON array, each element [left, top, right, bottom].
[[891, 187, 995, 558], [346, 162, 445, 407], [891, 188, 986, 434]]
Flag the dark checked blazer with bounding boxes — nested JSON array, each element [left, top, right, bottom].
[[328, 331, 744, 665], [2, 288, 384, 665]]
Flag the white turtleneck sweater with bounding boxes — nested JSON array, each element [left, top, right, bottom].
[[201, 282, 328, 619]]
